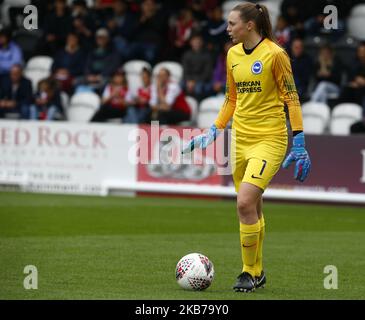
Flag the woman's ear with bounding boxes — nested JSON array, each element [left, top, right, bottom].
[[247, 21, 253, 31]]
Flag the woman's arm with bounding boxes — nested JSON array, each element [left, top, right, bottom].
[[214, 53, 237, 129], [272, 49, 303, 133], [101, 85, 112, 105]]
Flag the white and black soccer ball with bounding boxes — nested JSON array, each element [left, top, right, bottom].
[[175, 253, 215, 290]]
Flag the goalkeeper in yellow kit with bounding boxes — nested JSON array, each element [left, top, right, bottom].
[[182, 2, 311, 292]]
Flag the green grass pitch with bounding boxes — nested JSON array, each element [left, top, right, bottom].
[[0, 191, 364, 300]]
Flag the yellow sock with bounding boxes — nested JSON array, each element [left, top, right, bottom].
[[255, 215, 265, 277], [240, 220, 260, 277]]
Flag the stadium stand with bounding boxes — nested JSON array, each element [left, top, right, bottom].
[[348, 4, 365, 40], [197, 95, 225, 128], [329, 103, 363, 135], [222, 1, 243, 20], [0, 0, 30, 27], [301, 101, 331, 134], [181, 95, 199, 126], [67, 91, 100, 122], [24, 55, 53, 92], [257, 1, 280, 28], [0, 0, 363, 132], [13, 29, 43, 62]]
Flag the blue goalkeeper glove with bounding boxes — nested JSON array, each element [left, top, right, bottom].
[[282, 132, 311, 182], [181, 124, 220, 154]]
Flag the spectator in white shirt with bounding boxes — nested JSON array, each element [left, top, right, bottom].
[[148, 67, 191, 125]]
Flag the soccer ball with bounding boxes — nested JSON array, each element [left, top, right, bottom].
[[175, 253, 215, 290]]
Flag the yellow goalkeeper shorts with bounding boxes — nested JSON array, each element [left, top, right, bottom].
[[231, 133, 288, 192]]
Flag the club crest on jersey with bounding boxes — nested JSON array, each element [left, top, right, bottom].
[[251, 61, 263, 75]]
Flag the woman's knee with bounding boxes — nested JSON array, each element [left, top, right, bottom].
[[237, 196, 256, 217]]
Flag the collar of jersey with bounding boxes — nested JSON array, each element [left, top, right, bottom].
[[242, 37, 265, 55]]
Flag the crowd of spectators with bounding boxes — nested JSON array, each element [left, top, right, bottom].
[[0, 0, 364, 132]]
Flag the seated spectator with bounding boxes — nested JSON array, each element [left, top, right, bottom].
[[147, 67, 190, 125], [82, 28, 120, 92], [339, 42, 365, 106], [41, 0, 73, 55], [0, 64, 33, 119], [289, 38, 313, 101], [30, 78, 63, 121], [71, 0, 95, 51], [124, 67, 152, 124], [95, 0, 116, 11], [0, 28, 23, 79], [346, 43, 365, 134], [105, 0, 137, 62], [211, 41, 232, 95], [202, 6, 227, 55], [280, 0, 307, 36], [52, 32, 86, 94], [275, 16, 292, 50], [90, 70, 129, 122], [188, 0, 208, 22], [167, 8, 196, 61], [182, 34, 213, 100], [310, 44, 344, 104], [127, 0, 167, 64]]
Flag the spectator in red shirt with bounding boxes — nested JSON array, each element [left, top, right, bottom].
[[124, 67, 152, 124], [168, 8, 197, 61], [29, 78, 63, 121], [275, 16, 292, 49], [90, 70, 129, 122]]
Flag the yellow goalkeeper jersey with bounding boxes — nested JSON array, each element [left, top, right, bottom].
[[214, 38, 303, 136]]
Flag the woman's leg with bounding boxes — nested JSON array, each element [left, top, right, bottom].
[[46, 105, 58, 120], [312, 81, 340, 103], [234, 138, 286, 292], [158, 110, 190, 125], [90, 105, 125, 122], [237, 182, 262, 224], [29, 105, 38, 120], [255, 195, 266, 283], [234, 182, 262, 292], [237, 183, 262, 272], [123, 106, 139, 124], [256, 195, 263, 220]]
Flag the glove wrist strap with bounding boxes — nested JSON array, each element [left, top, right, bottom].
[[293, 132, 305, 147]]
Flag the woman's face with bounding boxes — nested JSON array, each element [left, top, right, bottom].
[[0, 34, 8, 46], [157, 69, 169, 85], [291, 39, 304, 57], [67, 34, 79, 47], [39, 82, 49, 94], [357, 45, 365, 64], [141, 71, 151, 86], [320, 47, 332, 60], [227, 10, 250, 44], [113, 74, 125, 86]]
